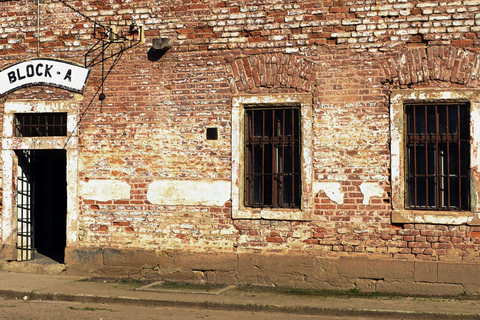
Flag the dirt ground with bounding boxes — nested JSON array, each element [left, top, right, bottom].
[[0, 297, 408, 320]]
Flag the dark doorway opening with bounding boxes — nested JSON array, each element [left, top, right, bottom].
[[16, 149, 67, 263]]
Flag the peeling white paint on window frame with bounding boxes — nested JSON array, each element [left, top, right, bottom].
[[231, 94, 314, 220], [1, 101, 79, 258], [390, 90, 480, 225]]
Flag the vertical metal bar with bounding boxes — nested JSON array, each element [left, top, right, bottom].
[[425, 105, 430, 208], [281, 109, 285, 206], [408, 106, 413, 207], [19, 166, 23, 261], [456, 104, 463, 210], [245, 110, 251, 206], [270, 109, 276, 206], [290, 108, 295, 207], [246, 111, 250, 206], [245, 110, 248, 206], [412, 105, 416, 207], [414, 105, 420, 207], [433, 105, 438, 209], [262, 110, 265, 207], [284, 109, 288, 206], [276, 109, 280, 206], [445, 104, 450, 209], [21, 171, 24, 260]]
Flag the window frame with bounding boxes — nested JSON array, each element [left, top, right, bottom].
[[390, 90, 480, 225], [232, 94, 313, 220]]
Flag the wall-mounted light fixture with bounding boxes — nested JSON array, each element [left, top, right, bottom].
[[152, 38, 173, 51], [148, 37, 173, 61]]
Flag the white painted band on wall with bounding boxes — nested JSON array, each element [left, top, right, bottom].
[[80, 180, 131, 202], [147, 180, 231, 206]]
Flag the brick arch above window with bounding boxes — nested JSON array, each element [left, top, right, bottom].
[[382, 46, 480, 87], [227, 53, 318, 94]]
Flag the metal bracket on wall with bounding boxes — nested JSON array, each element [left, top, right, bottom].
[[58, 0, 145, 106], [57, 0, 145, 148]]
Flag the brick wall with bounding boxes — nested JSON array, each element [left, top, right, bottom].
[[2, 0, 480, 292]]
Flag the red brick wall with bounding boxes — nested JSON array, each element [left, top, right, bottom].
[[2, 0, 480, 281]]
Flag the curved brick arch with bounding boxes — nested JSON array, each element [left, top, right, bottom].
[[382, 46, 480, 87], [228, 53, 317, 94]]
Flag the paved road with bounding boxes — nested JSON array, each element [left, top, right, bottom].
[[0, 297, 406, 320]]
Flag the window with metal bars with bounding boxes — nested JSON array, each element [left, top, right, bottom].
[[244, 107, 301, 208], [14, 113, 67, 137], [406, 103, 470, 211]]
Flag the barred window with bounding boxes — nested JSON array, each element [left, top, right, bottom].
[[244, 107, 301, 208], [405, 103, 470, 211], [14, 113, 67, 137]]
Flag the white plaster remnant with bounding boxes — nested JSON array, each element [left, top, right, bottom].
[[66, 148, 79, 245], [80, 180, 131, 201], [1, 150, 15, 244], [313, 182, 344, 205], [417, 214, 469, 225], [147, 180, 231, 206], [359, 182, 384, 205]]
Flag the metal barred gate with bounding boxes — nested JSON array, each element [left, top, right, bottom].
[[16, 150, 35, 261]]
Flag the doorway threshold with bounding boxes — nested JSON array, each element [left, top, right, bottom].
[[0, 254, 66, 275], [31, 253, 63, 265]]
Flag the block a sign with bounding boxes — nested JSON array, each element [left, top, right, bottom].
[[0, 58, 91, 96]]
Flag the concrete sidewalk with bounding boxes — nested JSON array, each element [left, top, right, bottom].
[[0, 270, 479, 319]]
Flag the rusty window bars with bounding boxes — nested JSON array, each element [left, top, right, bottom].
[[14, 113, 67, 137], [406, 103, 470, 211], [245, 107, 301, 208]]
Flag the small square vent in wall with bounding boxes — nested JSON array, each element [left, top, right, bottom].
[[206, 127, 218, 140]]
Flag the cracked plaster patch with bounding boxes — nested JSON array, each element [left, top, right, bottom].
[[359, 182, 384, 205], [313, 182, 344, 205]]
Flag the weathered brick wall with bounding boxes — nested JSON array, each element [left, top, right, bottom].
[[2, 0, 480, 292]]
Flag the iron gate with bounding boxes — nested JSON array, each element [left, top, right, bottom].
[[16, 150, 34, 261]]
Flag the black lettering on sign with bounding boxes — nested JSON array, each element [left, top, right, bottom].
[[36, 63, 44, 76], [26, 64, 35, 77], [16, 68, 26, 81], [64, 69, 72, 82], [7, 71, 16, 83], [44, 64, 53, 78]]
